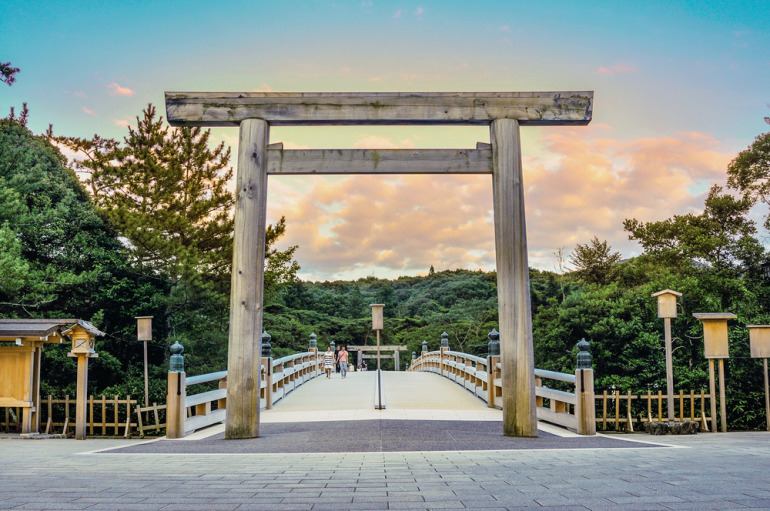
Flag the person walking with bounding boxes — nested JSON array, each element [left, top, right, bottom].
[[337, 345, 349, 379], [323, 346, 334, 379]]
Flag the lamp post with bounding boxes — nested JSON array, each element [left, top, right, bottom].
[[693, 312, 736, 432], [136, 316, 153, 407], [651, 289, 681, 421]]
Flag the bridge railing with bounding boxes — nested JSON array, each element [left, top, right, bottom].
[[166, 340, 322, 438], [408, 335, 595, 435]]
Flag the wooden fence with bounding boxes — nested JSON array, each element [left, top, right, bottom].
[[1, 395, 138, 436], [596, 389, 713, 431]]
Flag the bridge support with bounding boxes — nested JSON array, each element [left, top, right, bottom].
[[491, 118, 537, 437]]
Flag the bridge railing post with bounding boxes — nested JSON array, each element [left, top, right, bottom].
[[262, 332, 273, 410], [575, 339, 596, 435], [166, 342, 186, 439], [440, 332, 449, 377], [487, 329, 500, 408], [309, 333, 318, 377]]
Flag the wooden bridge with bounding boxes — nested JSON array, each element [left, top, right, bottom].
[[166, 343, 596, 439]]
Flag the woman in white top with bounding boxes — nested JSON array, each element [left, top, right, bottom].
[[323, 346, 335, 378]]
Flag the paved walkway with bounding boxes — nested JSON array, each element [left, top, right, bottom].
[[2, 432, 770, 510], [3, 373, 770, 510]]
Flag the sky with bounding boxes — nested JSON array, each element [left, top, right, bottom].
[[2, 0, 770, 281]]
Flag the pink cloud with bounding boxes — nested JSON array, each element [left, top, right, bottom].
[[392, 9, 402, 18], [81, 106, 96, 116], [252, 84, 273, 92], [263, 130, 736, 280], [598, 64, 638, 75], [107, 82, 135, 96]]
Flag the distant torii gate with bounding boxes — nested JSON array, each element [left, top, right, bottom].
[[165, 91, 593, 439], [347, 345, 408, 371]]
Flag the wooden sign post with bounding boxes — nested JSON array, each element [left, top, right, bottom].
[[136, 316, 153, 408], [747, 325, 770, 431], [370, 304, 384, 410], [165, 91, 593, 439], [652, 289, 682, 421], [693, 312, 736, 432]]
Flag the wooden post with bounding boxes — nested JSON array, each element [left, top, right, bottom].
[[225, 118, 269, 440], [491, 118, 537, 437], [486, 355, 499, 408], [764, 359, 770, 432], [718, 358, 727, 433], [664, 317, 674, 421], [143, 340, 149, 407], [74, 355, 88, 440], [709, 359, 717, 432], [166, 370, 186, 439], [262, 356, 273, 410]]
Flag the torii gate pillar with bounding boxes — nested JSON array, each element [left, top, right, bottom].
[[225, 119, 269, 439], [491, 118, 537, 436]]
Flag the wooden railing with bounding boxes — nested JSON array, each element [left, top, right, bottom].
[[1, 395, 137, 437], [409, 345, 596, 435], [166, 349, 322, 438], [595, 389, 713, 431]]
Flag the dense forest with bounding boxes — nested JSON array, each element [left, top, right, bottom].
[[2, 104, 770, 429]]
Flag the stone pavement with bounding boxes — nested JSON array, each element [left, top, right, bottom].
[[2, 372, 769, 510], [2, 432, 770, 510]]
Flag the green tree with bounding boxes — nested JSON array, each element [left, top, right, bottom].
[[727, 116, 770, 229], [569, 236, 621, 285], [623, 185, 762, 273], [57, 105, 234, 282], [0, 62, 20, 86], [56, 104, 299, 296]]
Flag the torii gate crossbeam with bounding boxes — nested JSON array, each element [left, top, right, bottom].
[[165, 91, 593, 439]]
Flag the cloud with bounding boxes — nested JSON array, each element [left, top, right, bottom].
[[393, 9, 402, 18], [81, 106, 96, 116], [114, 118, 131, 128], [598, 63, 638, 75], [261, 129, 735, 280], [73, 91, 86, 98], [107, 82, 135, 96], [415, 7, 424, 16], [501, 25, 510, 31], [353, 135, 415, 149], [252, 84, 274, 92]]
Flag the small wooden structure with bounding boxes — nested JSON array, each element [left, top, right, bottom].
[[693, 312, 736, 432], [747, 325, 770, 431], [166, 91, 593, 438], [0, 319, 74, 435]]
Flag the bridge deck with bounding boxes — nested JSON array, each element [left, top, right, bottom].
[[265, 371, 497, 423]]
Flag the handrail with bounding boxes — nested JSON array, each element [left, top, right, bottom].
[[273, 351, 313, 366], [186, 370, 228, 386], [534, 368, 576, 384], [445, 350, 487, 365]]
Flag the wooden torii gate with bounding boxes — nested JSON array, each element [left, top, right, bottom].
[[165, 91, 593, 439]]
